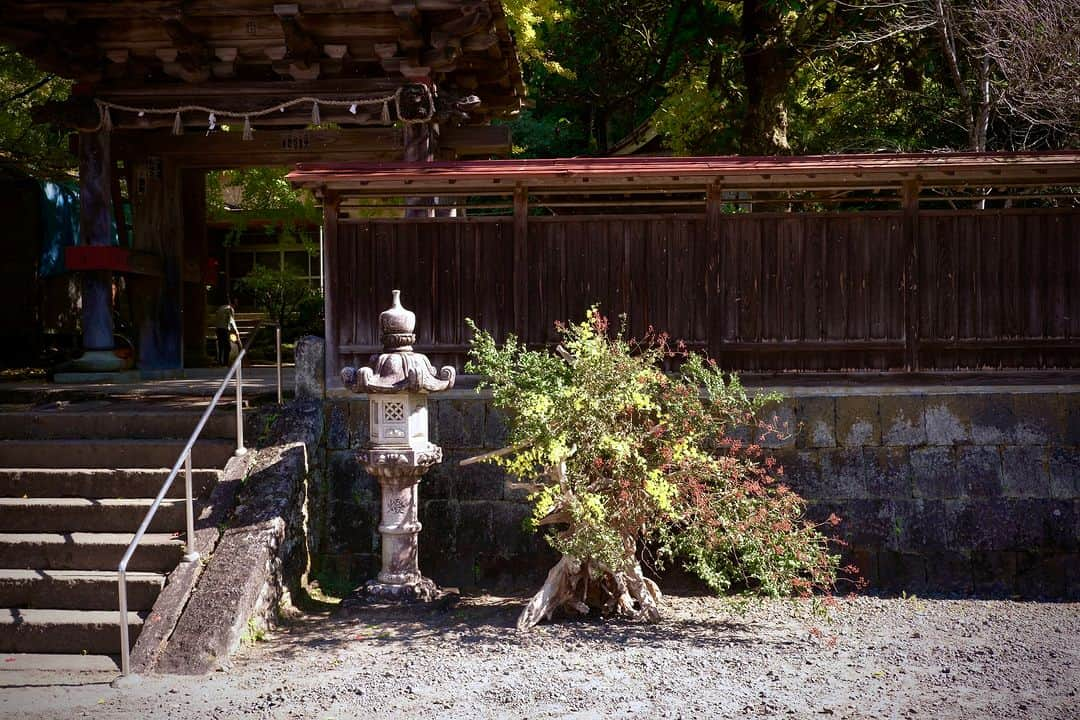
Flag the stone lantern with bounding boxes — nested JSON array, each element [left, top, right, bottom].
[[341, 290, 455, 601]]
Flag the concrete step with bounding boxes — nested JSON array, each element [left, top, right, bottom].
[[0, 533, 184, 572], [0, 608, 144, 654], [0, 468, 219, 499], [0, 569, 164, 611], [0, 439, 235, 469], [0, 408, 236, 440], [0, 498, 186, 533]]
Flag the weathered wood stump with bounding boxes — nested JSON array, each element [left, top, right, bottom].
[[516, 464, 663, 631]]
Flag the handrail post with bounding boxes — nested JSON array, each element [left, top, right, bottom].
[[183, 451, 199, 562], [118, 567, 129, 676], [235, 360, 247, 456], [276, 325, 283, 405], [116, 325, 262, 677]]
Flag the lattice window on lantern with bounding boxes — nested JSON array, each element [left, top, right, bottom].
[[383, 401, 405, 423]]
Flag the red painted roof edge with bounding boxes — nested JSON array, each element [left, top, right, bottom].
[[288, 151, 1080, 183]]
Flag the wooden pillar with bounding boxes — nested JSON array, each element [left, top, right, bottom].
[[78, 130, 115, 353], [902, 180, 921, 372], [435, 146, 460, 217], [403, 122, 437, 218], [129, 154, 184, 370], [322, 192, 340, 389], [181, 170, 209, 365]]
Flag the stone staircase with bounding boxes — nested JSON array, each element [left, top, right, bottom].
[[0, 398, 236, 668]]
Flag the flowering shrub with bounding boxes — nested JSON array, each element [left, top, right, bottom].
[[466, 309, 848, 620]]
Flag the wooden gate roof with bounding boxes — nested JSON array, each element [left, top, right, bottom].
[[0, 0, 524, 129], [288, 152, 1080, 195]]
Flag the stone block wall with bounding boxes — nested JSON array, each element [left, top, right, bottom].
[[313, 384, 1079, 598], [765, 389, 1080, 598]]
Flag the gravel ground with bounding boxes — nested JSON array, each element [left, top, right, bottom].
[[2, 594, 1078, 719]]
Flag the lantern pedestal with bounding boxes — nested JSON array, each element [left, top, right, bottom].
[[358, 445, 442, 603]]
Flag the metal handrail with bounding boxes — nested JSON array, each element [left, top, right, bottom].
[[116, 322, 265, 676]]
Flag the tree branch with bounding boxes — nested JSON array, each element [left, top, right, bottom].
[[0, 74, 55, 108]]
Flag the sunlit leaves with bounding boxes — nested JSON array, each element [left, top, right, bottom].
[[467, 307, 845, 600]]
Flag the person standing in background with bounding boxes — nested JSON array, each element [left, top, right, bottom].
[[213, 301, 235, 366]]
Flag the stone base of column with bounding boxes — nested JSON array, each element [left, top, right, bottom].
[[360, 575, 440, 603], [65, 349, 132, 372], [339, 576, 443, 611]]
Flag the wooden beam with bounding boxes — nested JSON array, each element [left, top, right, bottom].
[[276, 5, 322, 78], [97, 77, 404, 103], [439, 124, 511, 157], [422, 46, 459, 71], [162, 16, 212, 83], [4, 1, 478, 21], [279, 60, 322, 81], [65, 246, 163, 276], [392, 1, 424, 50], [437, 3, 492, 37], [111, 128, 404, 167], [373, 42, 399, 60], [32, 96, 100, 132], [462, 30, 497, 52], [211, 46, 238, 78], [162, 17, 208, 58], [16, 31, 103, 82]]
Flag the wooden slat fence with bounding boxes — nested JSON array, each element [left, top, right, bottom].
[[329, 207, 1079, 376]]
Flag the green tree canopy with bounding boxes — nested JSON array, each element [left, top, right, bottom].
[[0, 46, 73, 177], [505, 0, 1079, 156]]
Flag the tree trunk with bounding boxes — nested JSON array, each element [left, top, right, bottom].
[[517, 545, 662, 631], [516, 464, 662, 631], [740, 0, 794, 155]]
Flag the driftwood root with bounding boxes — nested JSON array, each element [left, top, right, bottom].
[[517, 552, 663, 631]]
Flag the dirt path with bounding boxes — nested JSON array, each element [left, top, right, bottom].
[[2, 595, 1077, 719]]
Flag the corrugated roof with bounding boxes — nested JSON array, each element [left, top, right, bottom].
[[288, 152, 1080, 194]]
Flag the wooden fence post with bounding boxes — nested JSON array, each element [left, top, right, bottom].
[[902, 180, 921, 372], [513, 185, 529, 339], [705, 182, 722, 357]]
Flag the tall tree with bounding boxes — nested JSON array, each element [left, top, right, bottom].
[[843, 0, 1079, 150], [506, 0, 710, 155]]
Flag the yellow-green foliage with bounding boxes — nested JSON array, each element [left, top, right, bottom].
[[467, 309, 847, 599], [501, 0, 571, 76]]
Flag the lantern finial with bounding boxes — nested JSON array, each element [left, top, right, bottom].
[[342, 291, 455, 394]]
